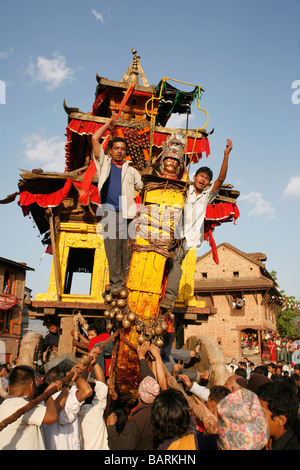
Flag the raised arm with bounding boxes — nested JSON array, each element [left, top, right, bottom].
[[91, 117, 115, 157], [149, 344, 167, 391], [211, 138, 233, 193]]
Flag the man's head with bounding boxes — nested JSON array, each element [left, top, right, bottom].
[[224, 374, 247, 393], [108, 137, 127, 163], [217, 388, 269, 450], [46, 316, 60, 335], [87, 326, 98, 340], [44, 366, 65, 386], [268, 363, 276, 375], [193, 166, 213, 193], [0, 365, 8, 377], [151, 389, 190, 444], [206, 385, 231, 416], [8, 365, 36, 399], [257, 380, 299, 438]]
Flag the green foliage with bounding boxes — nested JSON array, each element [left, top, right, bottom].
[[270, 271, 300, 337]]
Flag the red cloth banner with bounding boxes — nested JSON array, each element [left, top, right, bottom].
[[0, 295, 18, 310], [18, 178, 73, 209]]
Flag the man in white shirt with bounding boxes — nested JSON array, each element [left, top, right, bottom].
[[160, 138, 233, 308], [0, 365, 59, 450], [42, 363, 92, 450], [78, 354, 109, 450]]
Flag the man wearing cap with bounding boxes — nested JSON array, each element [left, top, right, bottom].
[[160, 138, 233, 309], [217, 388, 270, 450]]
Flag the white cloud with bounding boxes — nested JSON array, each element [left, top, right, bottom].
[[0, 47, 13, 60], [240, 191, 275, 219], [282, 176, 300, 200], [92, 9, 104, 23], [23, 133, 66, 172], [27, 52, 75, 90]]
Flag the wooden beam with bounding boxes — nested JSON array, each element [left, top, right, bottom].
[[57, 316, 75, 356], [67, 112, 210, 140], [48, 208, 60, 302], [31, 300, 107, 310]]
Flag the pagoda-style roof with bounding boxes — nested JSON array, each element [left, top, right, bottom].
[[0, 49, 240, 263]]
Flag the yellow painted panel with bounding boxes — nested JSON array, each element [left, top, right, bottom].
[[144, 188, 185, 208], [35, 221, 109, 303], [126, 249, 166, 294]]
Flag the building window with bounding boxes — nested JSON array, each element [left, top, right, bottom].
[[64, 248, 95, 295], [3, 270, 16, 295], [231, 294, 245, 316], [233, 271, 239, 278], [201, 272, 208, 278]]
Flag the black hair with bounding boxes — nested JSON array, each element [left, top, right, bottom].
[[9, 365, 35, 389], [45, 316, 60, 327], [44, 366, 65, 386], [257, 381, 299, 430], [209, 385, 231, 404], [108, 137, 127, 151], [93, 318, 108, 334], [151, 389, 190, 448], [235, 367, 247, 379], [84, 382, 96, 405], [114, 408, 129, 434], [195, 166, 213, 181], [254, 365, 268, 377]]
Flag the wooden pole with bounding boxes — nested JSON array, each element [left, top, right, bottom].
[[48, 207, 60, 301]]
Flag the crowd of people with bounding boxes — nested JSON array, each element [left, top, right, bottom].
[[261, 332, 300, 365], [0, 327, 300, 451]]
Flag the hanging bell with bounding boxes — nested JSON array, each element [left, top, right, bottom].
[[154, 325, 163, 336], [116, 312, 124, 322], [105, 294, 113, 304], [138, 335, 145, 345], [127, 312, 136, 323], [155, 337, 164, 348], [122, 318, 131, 329], [117, 298, 126, 308], [119, 289, 128, 299]]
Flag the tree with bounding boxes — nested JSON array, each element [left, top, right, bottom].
[[270, 271, 300, 337]]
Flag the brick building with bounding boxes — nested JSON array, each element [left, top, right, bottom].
[[185, 243, 281, 360], [0, 257, 34, 363]]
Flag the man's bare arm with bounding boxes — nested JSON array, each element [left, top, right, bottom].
[[91, 118, 115, 156], [212, 138, 233, 193]]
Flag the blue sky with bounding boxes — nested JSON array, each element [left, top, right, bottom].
[[0, 0, 300, 303]]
